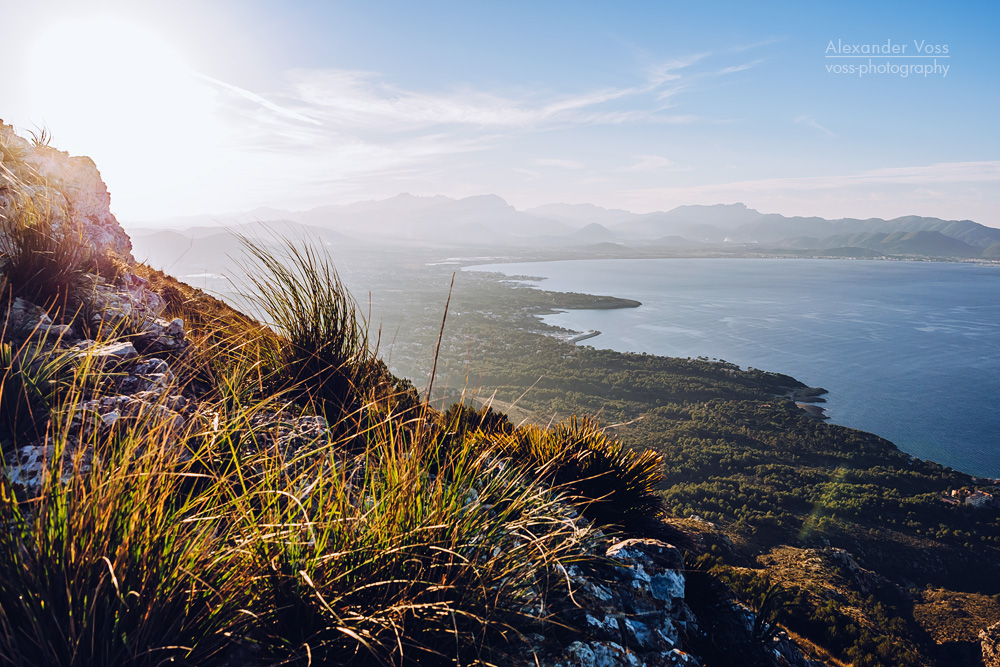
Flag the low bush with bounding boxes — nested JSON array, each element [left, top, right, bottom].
[[496, 416, 666, 535]]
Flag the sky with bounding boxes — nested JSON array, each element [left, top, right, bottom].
[[3, 0, 999, 225]]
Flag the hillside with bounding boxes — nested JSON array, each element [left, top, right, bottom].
[[414, 283, 1000, 667]]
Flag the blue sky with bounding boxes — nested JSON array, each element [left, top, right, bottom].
[[4, 0, 999, 224]]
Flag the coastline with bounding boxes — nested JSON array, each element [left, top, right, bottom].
[[461, 256, 1000, 478], [787, 386, 830, 420]]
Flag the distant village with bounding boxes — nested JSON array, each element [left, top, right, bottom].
[[941, 486, 1000, 509]]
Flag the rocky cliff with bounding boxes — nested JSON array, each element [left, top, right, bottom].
[[1, 122, 132, 263]]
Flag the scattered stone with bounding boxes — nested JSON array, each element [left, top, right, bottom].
[[563, 640, 642, 667], [137, 316, 187, 351], [121, 357, 175, 393], [245, 412, 332, 456], [85, 341, 138, 362], [33, 322, 75, 339], [89, 281, 167, 329], [2, 297, 49, 336]]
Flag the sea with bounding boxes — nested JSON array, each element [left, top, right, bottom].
[[467, 258, 1000, 478]]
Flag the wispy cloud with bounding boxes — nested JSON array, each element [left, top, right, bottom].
[[719, 60, 763, 75], [729, 37, 785, 53], [274, 63, 701, 135], [178, 57, 716, 207], [123, 44, 767, 216], [645, 55, 706, 85], [794, 115, 835, 137], [198, 73, 322, 126]]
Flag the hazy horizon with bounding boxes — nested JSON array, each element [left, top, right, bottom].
[[121, 193, 998, 233]]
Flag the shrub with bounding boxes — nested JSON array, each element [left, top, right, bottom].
[[233, 235, 374, 419], [497, 416, 665, 535]]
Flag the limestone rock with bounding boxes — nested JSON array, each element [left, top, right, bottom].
[[89, 278, 168, 328], [983, 621, 1000, 667], [2, 298, 49, 336], [0, 122, 132, 263], [4, 389, 191, 497], [137, 316, 187, 352], [120, 357, 175, 393], [84, 341, 138, 363], [514, 538, 702, 667]]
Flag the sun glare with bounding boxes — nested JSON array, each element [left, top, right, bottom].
[[25, 17, 224, 219]]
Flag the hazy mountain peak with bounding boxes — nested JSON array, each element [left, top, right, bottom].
[[455, 194, 515, 209], [526, 202, 639, 227]]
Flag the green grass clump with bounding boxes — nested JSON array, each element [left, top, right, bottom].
[[234, 235, 374, 420], [497, 416, 666, 535], [0, 189, 88, 312], [0, 330, 76, 447], [220, 414, 595, 665]]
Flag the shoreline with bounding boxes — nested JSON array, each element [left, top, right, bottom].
[[462, 255, 1000, 478], [786, 386, 830, 420]]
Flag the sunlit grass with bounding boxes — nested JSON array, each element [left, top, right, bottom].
[[0, 192, 667, 664]]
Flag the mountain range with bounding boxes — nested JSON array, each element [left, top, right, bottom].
[[128, 195, 1000, 259]]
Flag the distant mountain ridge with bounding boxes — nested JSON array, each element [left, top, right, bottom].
[[130, 196, 1000, 258], [613, 202, 1000, 250]]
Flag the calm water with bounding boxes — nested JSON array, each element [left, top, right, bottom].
[[468, 258, 1000, 478]]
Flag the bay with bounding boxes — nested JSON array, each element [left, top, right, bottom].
[[467, 258, 1000, 478]]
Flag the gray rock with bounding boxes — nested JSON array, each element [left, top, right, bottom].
[[516, 538, 701, 667], [564, 640, 642, 667], [86, 341, 138, 362], [650, 571, 685, 602], [137, 316, 187, 351], [33, 323, 75, 339], [2, 297, 49, 335]]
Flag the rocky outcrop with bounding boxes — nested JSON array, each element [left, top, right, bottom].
[[1, 121, 132, 263], [1, 123, 188, 496], [508, 538, 700, 667]]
